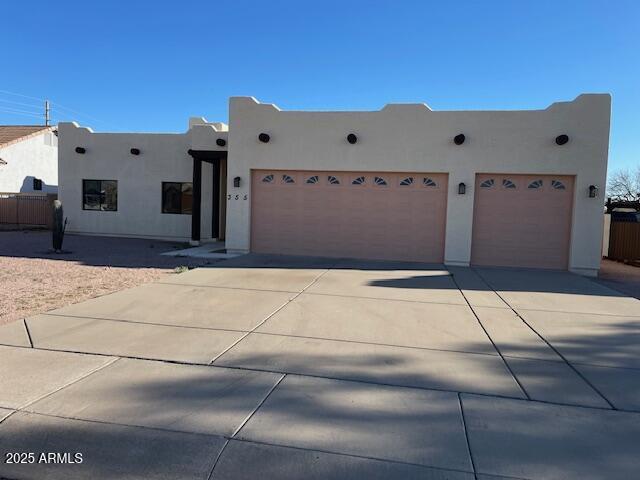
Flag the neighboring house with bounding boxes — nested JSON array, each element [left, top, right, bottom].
[[58, 94, 611, 276], [0, 125, 58, 194]]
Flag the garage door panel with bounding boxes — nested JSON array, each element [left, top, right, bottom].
[[251, 171, 447, 263], [471, 174, 574, 269]]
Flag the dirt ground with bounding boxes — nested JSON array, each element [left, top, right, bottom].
[[0, 231, 215, 325]]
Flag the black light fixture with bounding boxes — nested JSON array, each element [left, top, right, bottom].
[[555, 134, 569, 145], [454, 134, 466, 145], [458, 182, 466, 195], [75, 147, 86, 154], [258, 133, 270, 143], [216, 138, 226, 147], [588, 185, 598, 198], [130, 148, 140, 155], [347, 133, 358, 144], [233, 176, 241, 188]]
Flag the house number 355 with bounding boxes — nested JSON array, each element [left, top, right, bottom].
[[228, 194, 248, 201]]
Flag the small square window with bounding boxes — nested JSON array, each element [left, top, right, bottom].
[[83, 179, 118, 211], [162, 182, 193, 214], [33, 178, 43, 191]]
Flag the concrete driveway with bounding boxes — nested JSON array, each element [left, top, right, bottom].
[[1, 254, 639, 479]]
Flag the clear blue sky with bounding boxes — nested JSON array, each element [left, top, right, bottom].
[[2, 0, 638, 172]]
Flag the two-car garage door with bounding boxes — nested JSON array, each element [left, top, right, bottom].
[[251, 170, 448, 263]]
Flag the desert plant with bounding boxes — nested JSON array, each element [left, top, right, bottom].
[[52, 200, 68, 253]]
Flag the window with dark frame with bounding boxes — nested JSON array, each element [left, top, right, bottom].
[[162, 182, 193, 214], [33, 178, 43, 191], [82, 179, 118, 211]]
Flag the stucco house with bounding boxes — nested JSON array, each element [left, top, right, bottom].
[[58, 94, 611, 276], [0, 125, 58, 194]]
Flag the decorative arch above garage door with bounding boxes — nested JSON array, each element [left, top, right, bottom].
[[251, 170, 448, 263], [471, 174, 575, 269]]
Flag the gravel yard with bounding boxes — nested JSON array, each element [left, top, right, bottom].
[[0, 231, 214, 325]]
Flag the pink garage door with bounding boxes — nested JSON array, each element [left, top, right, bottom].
[[251, 171, 448, 263], [471, 174, 574, 269]]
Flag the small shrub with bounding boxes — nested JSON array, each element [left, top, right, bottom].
[[174, 265, 189, 274]]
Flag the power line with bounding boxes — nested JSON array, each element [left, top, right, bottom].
[[0, 92, 49, 125], [0, 98, 43, 111], [0, 89, 45, 103], [0, 107, 46, 121], [0, 89, 112, 128], [49, 102, 106, 124], [0, 106, 44, 117]]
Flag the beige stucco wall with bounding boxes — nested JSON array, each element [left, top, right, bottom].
[[57, 123, 203, 241], [0, 130, 58, 193], [602, 213, 611, 257], [226, 94, 611, 276]]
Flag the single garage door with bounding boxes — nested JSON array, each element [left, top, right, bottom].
[[251, 170, 448, 262], [471, 174, 574, 269]]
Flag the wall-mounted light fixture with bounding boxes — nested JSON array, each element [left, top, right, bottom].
[[233, 176, 241, 188], [75, 147, 86, 154], [454, 134, 466, 145], [130, 148, 140, 155], [258, 133, 270, 143], [588, 185, 598, 198], [555, 134, 569, 145], [347, 133, 358, 144], [458, 182, 466, 195], [216, 138, 226, 147]]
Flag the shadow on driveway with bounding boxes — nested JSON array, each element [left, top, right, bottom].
[[0, 231, 212, 269]]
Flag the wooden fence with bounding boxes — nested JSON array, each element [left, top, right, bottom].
[[608, 221, 640, 263], [0, 193, 57, 228]]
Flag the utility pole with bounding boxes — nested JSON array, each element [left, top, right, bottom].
[[44, 100, 50, 126]]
